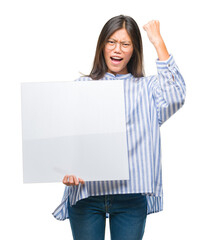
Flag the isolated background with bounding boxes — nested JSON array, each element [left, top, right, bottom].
[[0, 0, 206, 239]]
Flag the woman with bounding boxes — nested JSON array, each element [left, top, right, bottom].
[[53, 15, 186, 240]]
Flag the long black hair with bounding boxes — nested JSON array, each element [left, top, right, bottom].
[[88, 15, 145, 79]]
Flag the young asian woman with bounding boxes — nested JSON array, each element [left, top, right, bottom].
[[53, 15, 186, 240]]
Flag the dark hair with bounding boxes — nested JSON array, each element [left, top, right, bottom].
[[88, 15, 145, 80]]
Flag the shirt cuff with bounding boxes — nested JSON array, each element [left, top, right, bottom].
[[156, 54, 176, 73]]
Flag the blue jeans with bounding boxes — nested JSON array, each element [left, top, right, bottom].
[[68, 193, 147, 240]]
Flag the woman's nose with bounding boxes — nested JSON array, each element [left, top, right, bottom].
[[114, 42, 122, 52]]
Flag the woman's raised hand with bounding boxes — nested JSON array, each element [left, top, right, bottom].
[[143, 20, 170, 61], [143, 20, 163, 47], [62, 175, 85, 186]]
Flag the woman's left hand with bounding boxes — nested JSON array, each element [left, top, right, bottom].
[[143, 20, 163, 47], [143, 20, 170, 61]]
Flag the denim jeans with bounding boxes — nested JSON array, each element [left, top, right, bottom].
[[68, 193, 147, 240]]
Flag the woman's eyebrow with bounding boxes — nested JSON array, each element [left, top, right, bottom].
[[108, 38, 131, 43], [108, 38, 116, 41], [121, 40, 131, 43]]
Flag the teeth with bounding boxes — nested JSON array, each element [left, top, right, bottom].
[[112, 57, 122, 60]]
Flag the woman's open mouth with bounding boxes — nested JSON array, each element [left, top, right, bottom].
[[110, 56, 123, 64]]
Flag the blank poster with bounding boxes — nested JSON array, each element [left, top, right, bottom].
[[21, 80, 129, 183]]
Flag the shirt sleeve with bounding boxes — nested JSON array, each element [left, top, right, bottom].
[[148, 54, 186, 126]]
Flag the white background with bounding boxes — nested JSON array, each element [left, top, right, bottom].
[[0, 0, 206, 239]]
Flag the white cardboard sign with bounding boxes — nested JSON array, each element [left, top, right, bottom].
[[21, 80, 129, 183]]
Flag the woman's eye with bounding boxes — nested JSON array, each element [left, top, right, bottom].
[[108, 40, 115, 44]]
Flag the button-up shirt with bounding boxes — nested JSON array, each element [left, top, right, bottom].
[[53, 54, 186, 220]]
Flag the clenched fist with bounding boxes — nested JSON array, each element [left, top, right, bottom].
[[63, 175, 85, 186], [143, 20, 163, 47]]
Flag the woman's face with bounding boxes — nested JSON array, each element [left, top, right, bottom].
[[103, 28, 133, 75]]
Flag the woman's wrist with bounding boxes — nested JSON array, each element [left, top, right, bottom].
[[154, 38, 170, 61]]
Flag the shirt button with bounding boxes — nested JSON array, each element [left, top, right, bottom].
[[168, 64, 170, 67]]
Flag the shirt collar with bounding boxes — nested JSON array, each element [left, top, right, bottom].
[[104, 72, 132, 79]]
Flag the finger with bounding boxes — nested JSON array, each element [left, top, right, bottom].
[[143, 26, 148, 31], [156, 20, 160, 29], [73, 176, 79, 185], [78, 178, 85, 184], [147, 20, 154, 25], [63, 175, 71, 186], [152, 20, 160, 28], [143, 24, 148, 31], [69, 176, 74, 184], [63, 175, 68, 184], [146, 20, 157, 27]]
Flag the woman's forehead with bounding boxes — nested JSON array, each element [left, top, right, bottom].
[[109, 28, 131, 42]]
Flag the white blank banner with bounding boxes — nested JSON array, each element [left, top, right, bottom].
[[21, 80, 129, 183]]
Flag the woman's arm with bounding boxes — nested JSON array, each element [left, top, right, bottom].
[[143, 20, 186, 126], [143, 20, 170, 61]]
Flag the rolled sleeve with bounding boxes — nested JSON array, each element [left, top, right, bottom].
[[156, 54, 176, 72]]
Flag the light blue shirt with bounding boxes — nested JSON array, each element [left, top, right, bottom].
[[53, 54, 186, 220]]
